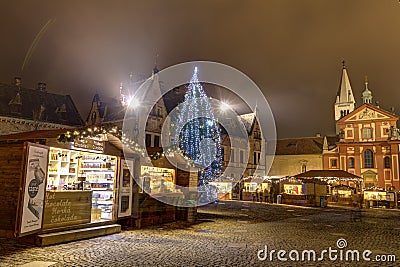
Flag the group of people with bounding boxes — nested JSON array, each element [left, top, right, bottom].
[[252, 187, 274, 203]]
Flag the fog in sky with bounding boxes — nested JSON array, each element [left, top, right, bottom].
[[1, 0, 400, 138]]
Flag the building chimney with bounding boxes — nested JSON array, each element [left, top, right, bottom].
[[14, 77, 21, 86], [316, 133, 321, 137], [38, 82, 47, 92]]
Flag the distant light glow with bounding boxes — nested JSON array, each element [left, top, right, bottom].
[[129, 97, 140, 108], [220, 101, 231, 112]]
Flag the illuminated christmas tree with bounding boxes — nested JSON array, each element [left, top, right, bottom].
[[174, 67, 222, 189]]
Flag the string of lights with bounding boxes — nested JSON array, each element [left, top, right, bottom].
[[173, 67, 223, 185]]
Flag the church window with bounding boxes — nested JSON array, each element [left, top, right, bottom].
[[91, 112, 97, 124], [363, 127, 372, 139], [364, 149, 374, 168], [301, 164, 307, 173], [349, 157, 355, 168], [384, 156, 390, 168], [383, 127, 390, 135], [330, 159, 337, 168]]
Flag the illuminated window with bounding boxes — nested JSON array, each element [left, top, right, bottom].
[[349, 157, 355, 168], [363, 127, 372, 139], [364, 149, 374, 168]]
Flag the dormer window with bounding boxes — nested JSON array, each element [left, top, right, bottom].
[[56, 104, 67, 121], [91, 112, 97, 124], [9, 92, 22, 114]]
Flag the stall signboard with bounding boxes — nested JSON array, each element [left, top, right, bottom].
[[141, 166, 175, 177], [19, 143, 49, 236], [337, 189, 352, 197], [42, 191, 92, 229], [284, 184, 303, 195], [189, 171, 198, 191], [118, 159, 133, 218], [387, 192, 395, 202], [364, 191, 387, 201], [72, 137, 104, 153]]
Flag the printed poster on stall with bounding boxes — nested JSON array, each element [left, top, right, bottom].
[[118, 159, 133, 218], [19, 143, 49, 236]]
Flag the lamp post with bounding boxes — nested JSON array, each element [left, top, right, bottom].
[[124, 96, 141, 227]]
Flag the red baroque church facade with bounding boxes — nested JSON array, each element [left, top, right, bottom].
[[324, 63, 400, 191]]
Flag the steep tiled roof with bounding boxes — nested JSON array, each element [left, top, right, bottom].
[[0, 83, 84, 126], [0, 128, 68, 140], [101, 98, 125, 122], [275, 136, 338, 155], [239, 113, 255, 133]]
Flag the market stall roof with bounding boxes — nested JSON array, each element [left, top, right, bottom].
[[0, 128, 68, 140], [0, 128, 130, 155], [242, 176, 267, 183], [293, 170, 362, 181]]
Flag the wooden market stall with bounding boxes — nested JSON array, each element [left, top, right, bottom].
[[239, 176, 272, 202], [279, 176, 328, 207], [0, 129, 127, 245], [363, 187, 396, 208], [209, 176, 236, 200], [290, 170, 363, 207]]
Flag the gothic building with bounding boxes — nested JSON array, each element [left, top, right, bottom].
[[0, 77, 84, 135], [85, 67, 265, 179], [86, 67, 168, 150], [324, 63, 400, 190]]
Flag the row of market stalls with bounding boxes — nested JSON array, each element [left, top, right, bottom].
[[212, 170, 399, 208], [0, 128, 193, 246]]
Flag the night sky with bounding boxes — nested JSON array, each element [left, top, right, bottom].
[[1, 0, 400, 138]]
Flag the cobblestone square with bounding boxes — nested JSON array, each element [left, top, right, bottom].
[[1, 201, 399, 266]]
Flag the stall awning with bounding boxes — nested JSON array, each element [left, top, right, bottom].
[[293, 170, 362, 183]]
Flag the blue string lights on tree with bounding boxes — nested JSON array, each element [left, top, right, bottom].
[[173, 67, 223, 192]]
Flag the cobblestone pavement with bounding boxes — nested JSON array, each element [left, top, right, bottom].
[[1, 201, 399, 266]]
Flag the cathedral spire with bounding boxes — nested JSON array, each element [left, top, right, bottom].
[[152, 53, 159, 75], [334, 60, 356, 133], [336, 61, 355, 104]]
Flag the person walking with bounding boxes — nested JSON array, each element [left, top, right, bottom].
[[264, 188, 269, 203], [270, 186, 275, 203], [256, 188, 260, 202]]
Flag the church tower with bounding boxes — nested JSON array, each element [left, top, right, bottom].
[[362, 76, 373, 104], [334, 61, 355, 133]]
